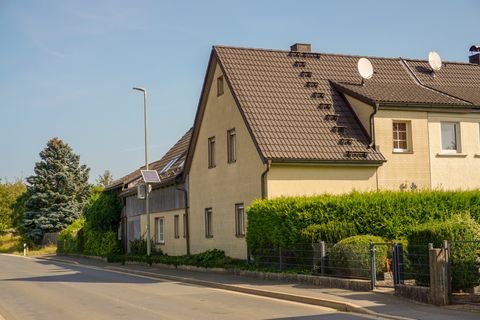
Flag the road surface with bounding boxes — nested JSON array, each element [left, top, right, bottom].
[[0, 254, 375, 320]]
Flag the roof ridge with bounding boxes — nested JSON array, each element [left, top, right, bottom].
[[214, 45, 475, 65]]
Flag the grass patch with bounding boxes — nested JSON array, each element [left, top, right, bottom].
[[0, 232, 57, 255]]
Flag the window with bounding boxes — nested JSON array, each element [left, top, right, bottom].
[[227, 128, 236, 163], [208, 136, 216, 168], [183, 213, 187, 238], [441, 122, 460, 152], [174, 215, 179, 239], [160, 156, 179, 174], [217, 75, 224, 96], [235, 203, 245, 237], [392, 121, 411, 152], [205, 208, 213, 238], [155, 217, 165, 244]]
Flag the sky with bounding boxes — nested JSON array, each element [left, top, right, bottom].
[[0, 0, 479, 184]]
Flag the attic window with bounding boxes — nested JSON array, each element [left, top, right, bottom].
[[318, 103, 331, 110], [217, 75, 224, 96], [160, 156, 179, 174], [293, 61, 306, 68], [346, 151, 368, 158], [324, 114, 340, 121]]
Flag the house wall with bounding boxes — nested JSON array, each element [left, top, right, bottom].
[[374, 109, 431, 190], [188, 61, 265, 259], [140, 208, 187, 255], [428, 113, 480, 190], [344, 95, 374, 136], [267, 164, 377, 197]]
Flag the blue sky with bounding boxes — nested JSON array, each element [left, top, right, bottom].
[[1, 0, 479, 183]]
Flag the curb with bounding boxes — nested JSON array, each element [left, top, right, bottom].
[[40, 256, 412, 320]]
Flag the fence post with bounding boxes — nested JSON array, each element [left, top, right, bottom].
[[428, 243, 449, 305], [320, 241, 326, 276], [444, 240, 452, 296], [370, 242, 376, 290], [392, 243, 404, 286]]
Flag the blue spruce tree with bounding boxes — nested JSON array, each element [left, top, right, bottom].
[[22, 138, 90, 243]]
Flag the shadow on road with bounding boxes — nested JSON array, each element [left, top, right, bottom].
[[2, 259, 166, 284]]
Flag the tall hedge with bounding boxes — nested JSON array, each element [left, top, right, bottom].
[[246, 191, 480, 253]]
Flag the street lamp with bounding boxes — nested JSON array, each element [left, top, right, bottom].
[[133, 87, 151, 256]]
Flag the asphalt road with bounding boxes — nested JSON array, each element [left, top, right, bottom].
[[0, 254, 376, 320]]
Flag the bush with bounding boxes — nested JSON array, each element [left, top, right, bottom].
[[247, 191, 480, 254], [302, 221, 357, 243], [83, 187, 121, 233], [58, 218, 85, 254], [129, 238, 162, 256], [328, 235, 386, 279], [408, 213, 480, 290], [83, 227, 120, 257]]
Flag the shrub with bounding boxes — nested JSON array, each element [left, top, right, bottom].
[[58, 218, 85, 254], [328, 235, 387, 279], [83, 187, 121, 233], [407, 213, 480, 290], [247, 191, 480, 254], [302, 221, 357, 243], [129, 238, 162, 256], [83, 227, 120, 257]]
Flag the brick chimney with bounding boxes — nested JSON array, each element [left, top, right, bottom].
[[469, 45, 480, 64], [290, 43, 311, 53]]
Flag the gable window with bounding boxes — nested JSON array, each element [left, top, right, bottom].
[[227, 128, 236, 163], [441, 122, 460, 152], [217, 75, 224, 96], [155, 217, 165, 244], [174, 215, 179, 239], [392, 121, 411, 153], [205, 208, 213, 238], [235, 203, 245, 237], [208, 136, 216, 168]]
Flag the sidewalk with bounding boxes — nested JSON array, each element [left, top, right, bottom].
[[38, 255, 479, 320]]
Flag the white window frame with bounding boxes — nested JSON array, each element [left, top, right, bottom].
[[155, 217, 165, 244], [235, 203, 245, 237], [392, 121, 411, 153], [441, 122, 460, 153]]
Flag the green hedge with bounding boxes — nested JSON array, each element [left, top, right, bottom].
[[407, 213, 480, 290], [58, 218, 85, 254], [247, 191, 480, 253]]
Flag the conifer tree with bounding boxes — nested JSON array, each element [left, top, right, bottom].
[[21, 138, 90, 242]]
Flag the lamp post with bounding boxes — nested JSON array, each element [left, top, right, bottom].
[[133, 87, 151, 256]]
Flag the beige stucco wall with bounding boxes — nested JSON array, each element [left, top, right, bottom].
[[267, 164, 377, 197], [374, 109, 431, 190], [428, 113, 480, 190], [344, 95, 374, 136], [140, 209, 187, 255], [188, 61, 266, 259]]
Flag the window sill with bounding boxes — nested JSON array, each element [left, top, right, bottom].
[[392, 151, 414, 154], [436, 152, 467, 158], [235, 234, 245, 238], [205, 236, 213, 239], [474, 154, 480, 158], [155, 242, 165, 245]]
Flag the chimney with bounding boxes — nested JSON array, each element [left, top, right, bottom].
[[469, 44, 480, 64], [290, 43, 311, 53]]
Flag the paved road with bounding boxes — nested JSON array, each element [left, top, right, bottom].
[[0, 254, 376, 320]]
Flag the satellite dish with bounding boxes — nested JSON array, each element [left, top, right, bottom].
[[428, 51, 442, 72], [357, 58, 374, 83]]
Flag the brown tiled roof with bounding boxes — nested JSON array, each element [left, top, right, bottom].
[[213, 46, 480, 163], [215, 46, 386, 162], [106, 128, 192, 193]]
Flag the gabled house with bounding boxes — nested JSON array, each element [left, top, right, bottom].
[[107, 128, 192, 254], [184, 43, 480, 259]]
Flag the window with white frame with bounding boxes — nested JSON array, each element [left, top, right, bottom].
[[227, 128, 236, 163], [155, 217, 165, 244], [392, 121, 411, 152], [205, 208, 213, 238], [441, 122, 460, 152], [235, 203, 245, 237], [208, 136, 216, 168]]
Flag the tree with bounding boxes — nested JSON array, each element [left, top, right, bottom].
[[96, 170, 114, 187], [21, 138, 90, 243], [0, 180, 26, 232]]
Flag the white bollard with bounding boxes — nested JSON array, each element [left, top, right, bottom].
[[23, 243, 27, 257]]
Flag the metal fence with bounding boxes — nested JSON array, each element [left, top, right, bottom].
[[448, 240, 480, 294], [399, 244, 430, 287]]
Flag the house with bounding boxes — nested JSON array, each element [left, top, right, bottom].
[[184, 43, 480, 259], [111, 43, 480, 259], [106, 128, 191, 254]]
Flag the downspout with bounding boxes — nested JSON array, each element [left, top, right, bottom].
[[261, 159, 272, 199], [176, 186, 190, 256], [370, 103, 380, 192]]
